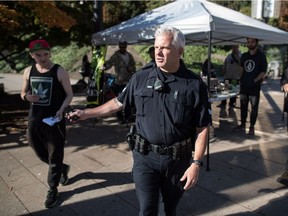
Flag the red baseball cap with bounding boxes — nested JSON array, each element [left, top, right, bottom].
[[29, 39, 51, 52]]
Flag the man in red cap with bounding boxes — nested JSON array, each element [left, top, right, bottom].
[[20, 39, 73, 208]]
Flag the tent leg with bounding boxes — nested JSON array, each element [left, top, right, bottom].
[[205, 30, 212, 172]]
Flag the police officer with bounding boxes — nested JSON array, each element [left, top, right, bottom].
[[68, 26, 211, 216]]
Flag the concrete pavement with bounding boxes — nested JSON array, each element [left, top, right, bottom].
[[0, 73, 288, 216]]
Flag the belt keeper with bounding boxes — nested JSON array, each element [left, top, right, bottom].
[[136, 134, 145, 145], [136, 135, 141, 143]]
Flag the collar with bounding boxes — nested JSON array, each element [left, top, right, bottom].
[[149, 60, 187, 83]]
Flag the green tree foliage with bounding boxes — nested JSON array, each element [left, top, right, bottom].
[[0, 0, 169, 73], [103, 1, 170, 28], [210, 1, 251, 15], [0, 1, 95, 72], [103, 1, 144, 29], [144, 0, 172, 12]]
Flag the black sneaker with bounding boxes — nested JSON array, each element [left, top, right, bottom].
[[60, 164, 70, 186], [248, 126, 255, 135], [277, 171, 288, 186], [233, 124, 245, 131], [44, 188, 58, 208]]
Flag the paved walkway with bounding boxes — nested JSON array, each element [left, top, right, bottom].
[[0, 74, 288, 216]]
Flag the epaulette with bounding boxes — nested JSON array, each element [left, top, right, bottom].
[[141, 62, 156, 71], [131, 63, 156, 80]]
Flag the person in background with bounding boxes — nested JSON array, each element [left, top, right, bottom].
[[80, 54, 91, 81], [234, 38, 267, 135], [202, 58, 216, 78], [219, 45, 242, 108], [103, 41, 136, 124], [147, 46, 155, 63], [68, 26, 211, 216], [20, 39, 73, 208], [277, 66, 288, 187]]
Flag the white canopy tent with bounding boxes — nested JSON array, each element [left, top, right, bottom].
[[92, 0, 288, 46]]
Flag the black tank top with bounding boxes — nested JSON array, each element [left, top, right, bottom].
[[28, 64, 66, 120]]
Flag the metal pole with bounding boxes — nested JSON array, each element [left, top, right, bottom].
[[206, 30, 212, 172]]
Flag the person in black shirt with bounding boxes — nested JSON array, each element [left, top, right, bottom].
[[20, 39, 73, 208], [147, 46, 155, 63], [80, 54, 91, 80], [234, 38, 267, 135], [68, 26, 211, 215]]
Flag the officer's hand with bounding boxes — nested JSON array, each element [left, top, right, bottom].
[[179, 163, 200, 190], [66, 109, 84, 122]]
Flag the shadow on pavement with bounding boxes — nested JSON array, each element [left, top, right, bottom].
[[1, 83, 288, 216]]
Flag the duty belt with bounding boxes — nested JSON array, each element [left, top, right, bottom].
[[134, 134, 192, 160]]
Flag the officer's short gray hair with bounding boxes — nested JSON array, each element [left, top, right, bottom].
[[154, 26, 185, 50]]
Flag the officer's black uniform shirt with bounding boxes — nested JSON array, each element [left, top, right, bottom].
[[118, 60, 211, 146]]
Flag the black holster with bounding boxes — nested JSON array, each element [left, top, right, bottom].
[[126, 125, 136, 150], [134, 135, 150, 155]]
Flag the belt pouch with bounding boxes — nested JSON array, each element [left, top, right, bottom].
[[172, 143, 181, 160], [135, 135, 150, 155]]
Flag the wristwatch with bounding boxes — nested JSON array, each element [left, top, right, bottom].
[[192, 160, 204, 168]]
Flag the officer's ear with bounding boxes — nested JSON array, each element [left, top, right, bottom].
[[178, 48, 184, 56]]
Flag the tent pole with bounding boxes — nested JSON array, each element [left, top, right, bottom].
[[206, 30, 212, 172]]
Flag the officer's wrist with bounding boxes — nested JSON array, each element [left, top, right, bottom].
[[191, 160, 204, 168]]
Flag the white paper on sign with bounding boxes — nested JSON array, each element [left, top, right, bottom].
[[42, 117, 60, 126]]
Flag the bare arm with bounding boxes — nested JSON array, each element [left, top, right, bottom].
[[180, 126, 209, 190], [254, 72, 266, 83], [55, 66, 73, 119], [20, 67, 30, 100], [20, 66, 40, 103], [104, 54, 116, 70], [68, 98, 123, 121], [240, 66, 244, 78]]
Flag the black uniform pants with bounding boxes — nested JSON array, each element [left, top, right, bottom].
[[240, 91, 260, 126], [132, 151, 191, 216], [27, 119, 66, 189]]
